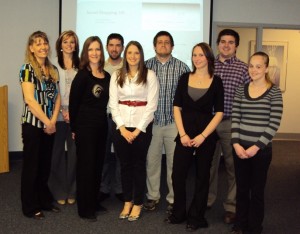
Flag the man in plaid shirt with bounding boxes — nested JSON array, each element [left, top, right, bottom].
[[207, 29, 250, 224], [143, 31, 190, 213]]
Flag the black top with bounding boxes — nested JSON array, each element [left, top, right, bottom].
[[173, 73, 224, 139], [69, 68, 110, 132]]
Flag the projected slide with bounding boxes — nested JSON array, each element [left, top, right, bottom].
[[62, 0, 211, 67]]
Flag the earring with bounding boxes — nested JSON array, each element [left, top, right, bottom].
[[61, 49, 63, 52]]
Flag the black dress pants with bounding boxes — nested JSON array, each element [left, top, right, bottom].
[[75, 124, 107, 218], [21, 124, 55, 217], [233, 146, 272, 233], [112, 123, 152, 205], [172, 136, 216, 226]]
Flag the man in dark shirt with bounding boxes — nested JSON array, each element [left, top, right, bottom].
[[207, 29, 250, 224]]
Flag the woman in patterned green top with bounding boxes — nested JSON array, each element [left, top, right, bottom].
[[19, 31, 61, 220]]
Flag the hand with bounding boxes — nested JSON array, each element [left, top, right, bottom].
[[233, 143, 249, 159], [72, 132, 75, 140], [245, 145, 260, 158], [120, 127, 136, 144], [44, 122, 56, 135], [180, 135, 192, 147], [190, 134, 205, 148], [62, 110, 70, 123]]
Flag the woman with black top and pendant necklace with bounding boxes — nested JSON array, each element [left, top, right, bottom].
[[69, 36, 110, 222], [19, 31, 61, 220], [165, 42, 224, 232], [109, 41, 159, 221]]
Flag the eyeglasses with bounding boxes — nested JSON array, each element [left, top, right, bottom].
[[157, 41, 171, 46]]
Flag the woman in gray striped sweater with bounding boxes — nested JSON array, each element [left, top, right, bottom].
[[230, 51, 283, 234]]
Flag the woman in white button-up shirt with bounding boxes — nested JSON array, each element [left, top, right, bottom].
[[109, 41, 159, 221]]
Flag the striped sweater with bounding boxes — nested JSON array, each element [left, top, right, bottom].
[[231, 83, 283, 149]]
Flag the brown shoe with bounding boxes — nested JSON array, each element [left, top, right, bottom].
[[224, 211, 236, 224]]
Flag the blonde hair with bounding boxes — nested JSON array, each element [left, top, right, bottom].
[[249, 51, 272, 88], [25, 31, 58, 82]]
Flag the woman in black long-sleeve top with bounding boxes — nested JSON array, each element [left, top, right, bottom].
[[165, 43, 224, 232], [69, 36, 110, 222]]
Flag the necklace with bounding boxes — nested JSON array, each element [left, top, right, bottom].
[[128, 71, 137, 79]]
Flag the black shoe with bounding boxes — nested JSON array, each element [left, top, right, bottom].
[[115, 193, 124, 202], [33, 211, 45, 220], [186, 224, 199, 232], [164, 215, 185, 224], [198, 218, 209, 228], [80, 215, 97, 222], [143, 199, 159, 211], [43, 205, 60, 213], [166, 203, 173, 215], [231, 225, 243, 234], [98, 192, 110, 202], [96, 204, 108, 213]]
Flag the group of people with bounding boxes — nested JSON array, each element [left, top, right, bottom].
[[19, 28, 283, 234]]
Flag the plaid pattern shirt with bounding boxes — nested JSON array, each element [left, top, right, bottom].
[[145, 56, 190, 126], [215, 55, 250, 118]]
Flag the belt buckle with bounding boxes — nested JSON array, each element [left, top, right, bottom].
[[131, 101, 137, 107]]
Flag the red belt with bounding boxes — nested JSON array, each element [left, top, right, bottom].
[[119, 100, 147, 107]]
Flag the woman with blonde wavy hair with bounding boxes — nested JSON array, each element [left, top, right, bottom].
[[20, 31, 61, 220]]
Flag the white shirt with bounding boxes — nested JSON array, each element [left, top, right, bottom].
[[109, 69, 159, 132], [53, 60, 77, 121]]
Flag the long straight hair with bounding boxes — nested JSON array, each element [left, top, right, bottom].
[[79, 36, 105, 72], [56, 30, 80, 70], [116, 41, 148, 87], [25, 31, 58, 82], [191, 42, 215, 77]]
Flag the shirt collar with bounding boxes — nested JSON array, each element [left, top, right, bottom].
[[216, 54, 238, 65], [154, 54, 173, 65]]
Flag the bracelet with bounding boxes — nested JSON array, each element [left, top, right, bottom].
[[201, 133, 206, 139], [180, 133, 187, 138]]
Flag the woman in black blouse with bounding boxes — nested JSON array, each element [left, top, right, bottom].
[[165, 43, 224, 232], [69, 36, 110, 222]]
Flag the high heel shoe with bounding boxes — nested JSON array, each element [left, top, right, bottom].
[[128, 205, 143, 222], [119, 202, 133, 219]]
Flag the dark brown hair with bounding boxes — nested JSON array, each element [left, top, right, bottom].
[[116, 41, 148, 87], [79, 36, 105, 72], [191, 42, 215, 77]]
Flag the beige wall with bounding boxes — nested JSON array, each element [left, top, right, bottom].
[[0, 0, 59, 152], [214, 27, 300, 134], [263, 29, 300, 133]]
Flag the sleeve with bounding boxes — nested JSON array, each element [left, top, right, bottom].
[[109, 72, 125, 129], [173, 73, 188, 108], [255, 86, 283, 149], [69, 70, 86, 132], [213, 76, 224, 112], [231, 85, 244, 145], [242, 64, 251, 84], [184, 63, 191, 73], [19, 64, 35, 84], [136, 70, 159, 132]]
